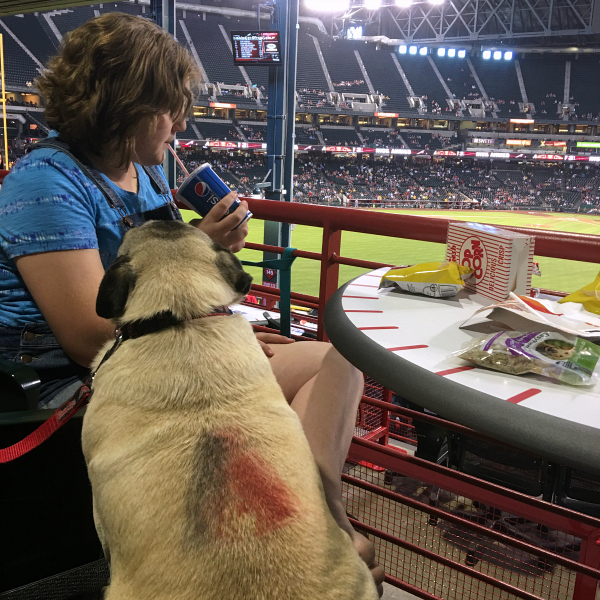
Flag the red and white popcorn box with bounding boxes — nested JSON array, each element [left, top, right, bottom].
[[445, 222, 535, 303]]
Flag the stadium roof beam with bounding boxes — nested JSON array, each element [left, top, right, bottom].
[[329, 0, 597, 42]]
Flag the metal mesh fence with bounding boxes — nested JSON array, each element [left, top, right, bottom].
[[356, 377, 388, 438], [346, 378, 599, 600], [343, 463, 582, 600]]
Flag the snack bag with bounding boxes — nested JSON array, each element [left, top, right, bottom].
[[455, 331, 600, 386], [379, 261, 473, 298], [558, 271, 600, 316]]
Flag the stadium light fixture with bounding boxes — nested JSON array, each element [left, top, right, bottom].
[[482, 50, 491, 59], [399, 44, 408, 53], [504, 51, 513, 60], [306, 0, 349, 10], [364, 0, 382, 8], [409, 45, 418, 54], [493, 50, 502, 59], [448, 48, 456, 57], [437, 48, 446, 57], [396, 0, 413, 6], [419, 47, 428, 55], [457, 49, 466, 58]]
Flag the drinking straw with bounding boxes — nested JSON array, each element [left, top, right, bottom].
[[167, 144, 189, 177]]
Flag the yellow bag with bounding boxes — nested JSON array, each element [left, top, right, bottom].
[[379, 261, 473, 298], [558, 271, 600, 316]]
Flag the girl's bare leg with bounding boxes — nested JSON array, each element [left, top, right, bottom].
[[269, 341, 385, 596]]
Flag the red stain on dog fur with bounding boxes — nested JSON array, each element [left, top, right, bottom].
[[228, 450, 300, 535], [211, 429, 300, 537]]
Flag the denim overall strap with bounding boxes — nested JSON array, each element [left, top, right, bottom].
[[143, 165, 171, 195], [142, 165, 182, 222]]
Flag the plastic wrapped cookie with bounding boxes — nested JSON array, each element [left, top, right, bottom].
[[455, 330, 600, 386]]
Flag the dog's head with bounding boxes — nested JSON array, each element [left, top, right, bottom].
[[96, 221, 253, 323]]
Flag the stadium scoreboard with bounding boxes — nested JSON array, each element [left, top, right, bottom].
[[231, 31, 282, 65]]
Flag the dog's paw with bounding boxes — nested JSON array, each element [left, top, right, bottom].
[[351, 531, 385, 597]]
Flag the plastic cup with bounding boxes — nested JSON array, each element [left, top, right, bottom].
[[175, 163, 252, 229]]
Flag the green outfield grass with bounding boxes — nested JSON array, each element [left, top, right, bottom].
[[182, 209, 600, 298]]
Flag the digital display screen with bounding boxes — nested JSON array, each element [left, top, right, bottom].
[[231, 31, 282, 66]]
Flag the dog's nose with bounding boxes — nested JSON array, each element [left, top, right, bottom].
[[236, 272, 253, 295]]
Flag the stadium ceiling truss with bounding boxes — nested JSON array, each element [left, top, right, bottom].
[[332, 0, 598, 42]]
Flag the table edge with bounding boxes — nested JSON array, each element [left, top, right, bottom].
[[324, 276, 600, 477]]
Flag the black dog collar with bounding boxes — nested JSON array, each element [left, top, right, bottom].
[[91, 308, 232, 384]]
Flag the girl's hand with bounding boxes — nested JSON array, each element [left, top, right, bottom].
[[191, 192, 249, 253], [255, 332, 295, 357]]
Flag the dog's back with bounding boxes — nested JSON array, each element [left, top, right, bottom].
[[84, 317, 377, 600], [83, 222, 378, 600]]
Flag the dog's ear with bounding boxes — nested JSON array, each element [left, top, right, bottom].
[[96, 256, 137, 320]]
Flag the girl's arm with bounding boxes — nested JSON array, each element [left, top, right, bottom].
[[15, 248, 114, 367]]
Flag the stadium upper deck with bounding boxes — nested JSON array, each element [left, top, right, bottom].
[[2, 1, 600, 162], [1, 2, 599, 123]]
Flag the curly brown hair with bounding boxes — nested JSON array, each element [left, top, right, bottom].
[[36, 12, 200, 167]]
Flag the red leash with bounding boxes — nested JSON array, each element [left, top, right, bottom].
[[0, 383, 91, 463]]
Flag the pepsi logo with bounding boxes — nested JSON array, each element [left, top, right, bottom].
[[195, 182, 209, 197]]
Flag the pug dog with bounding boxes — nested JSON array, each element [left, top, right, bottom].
[[82, 220, 378, 600]]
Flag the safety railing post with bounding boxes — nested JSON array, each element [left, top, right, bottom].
[[573, 532, 600, 600], [380, 387, 392, 447], [317, 221, 342, 341]]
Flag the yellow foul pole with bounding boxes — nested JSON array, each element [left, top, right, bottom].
[[0, 34, 8, 169]]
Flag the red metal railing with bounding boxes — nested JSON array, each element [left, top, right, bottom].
[[241, 198, 600, 339], [177, 197, 600, 600]]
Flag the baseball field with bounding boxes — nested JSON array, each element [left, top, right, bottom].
[[182, 209, 600, 298]]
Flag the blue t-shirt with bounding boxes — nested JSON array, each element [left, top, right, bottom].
[[0, 142, 172, 326]]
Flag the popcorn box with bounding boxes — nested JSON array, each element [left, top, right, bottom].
[[445, 222, 535, 303]]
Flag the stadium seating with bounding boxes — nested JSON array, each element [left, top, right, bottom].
[[398, 55, 449, 114], [181, 152, 596, 210], [296, 29, 331, 102], [52, 5, 96, 36], [3, 14, 56, 66], [239, 122, 267, 142], [194, 119, 237, 140], [321, 39, 371, 95], [182, 14, 247, 88], [519, 55, 566, 118], [180, 119, 200, 141], [4, 2, 600, 122], [320, 126, 361, 146], [569, 55, 600, 119], [470, 57, 523, 117], [294, 126, 320, 145], [431, 56, 474, 108], [360, 127, 394, 148], [0, 20, 40, 88], [403, 131, 448, 150], [358, 46, 414, 113]]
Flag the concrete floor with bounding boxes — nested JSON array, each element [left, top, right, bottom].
[[382, 582, 420, 600]]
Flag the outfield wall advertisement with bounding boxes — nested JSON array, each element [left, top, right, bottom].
[[178, 139, 600, 162]]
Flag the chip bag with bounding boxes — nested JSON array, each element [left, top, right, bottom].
[[455, 331, 600, 386], [558, 271, 600, 316], [379, 261, 473, 298]]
